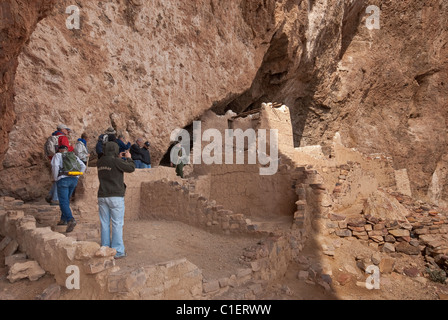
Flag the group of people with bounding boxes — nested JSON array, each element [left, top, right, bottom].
[[45, 124, 86, 234], [96, 127, 152, 169], [45, 124, 151, 259], [45, 124, 188, 260]]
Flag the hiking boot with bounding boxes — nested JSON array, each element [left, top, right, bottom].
[[57, 220, 67, 226], [114, 253, 127, 260], [50, 200, 59, 206], [66, 219, 77, 233], [45, 196, 52, 204]]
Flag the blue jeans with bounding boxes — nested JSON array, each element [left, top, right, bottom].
[[57, 177, 78, 223], [98, 197, 126, 257], [134, 160, 144, 169], [134, 160, 151, 169]]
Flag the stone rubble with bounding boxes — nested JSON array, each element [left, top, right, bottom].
[[328, 191, 448, 265]]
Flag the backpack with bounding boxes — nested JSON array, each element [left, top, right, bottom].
[[44, 135, 59, 158], [95, 134, 109, 157], [60, 152, 83, 176]]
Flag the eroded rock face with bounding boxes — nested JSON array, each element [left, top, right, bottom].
[[0, 0, 56, 164], [220, 0, 448, 202], [0, 0, 278, 199]]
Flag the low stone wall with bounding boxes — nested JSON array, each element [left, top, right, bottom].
[[0, 196, 308, 299], [0, 197, 203, 299], [107, 259, 203, 299], [240, 234, 293, 282], [110, 232, 302, 299], [0, 206, 117, 297], [0, 202, 220, 299], [139, 179, 262, 235]]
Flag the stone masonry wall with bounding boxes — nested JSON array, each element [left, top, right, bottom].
[[0, 197, 211, 299], [207, 163, 297, 219], [0, 201, 117, 298], [139, 179, 262, 235], [327, 192, 448, 259]]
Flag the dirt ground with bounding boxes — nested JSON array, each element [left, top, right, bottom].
[[114, 220, 261, 280], [1, 219, 448, 300]]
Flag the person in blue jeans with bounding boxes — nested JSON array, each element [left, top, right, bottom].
[[51, 145, 86, 233], [97, 142, 135, 259]]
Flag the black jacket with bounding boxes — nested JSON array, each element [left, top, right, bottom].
[[130, 143, 144, 162], [97, 142, 135, 198], [141, 147, 151, 165]]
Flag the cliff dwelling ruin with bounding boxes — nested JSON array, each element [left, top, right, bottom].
[[1, 0, 448, 302]]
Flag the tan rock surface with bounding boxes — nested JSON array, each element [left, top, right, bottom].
[[363, 190, 410, 222], [216, 0, 448, 203], [0, 0, 278, 199], [7, 260, 46, 283], [0, 0, 56, 168]]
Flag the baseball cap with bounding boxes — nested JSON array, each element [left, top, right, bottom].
[[105, 127, 116, 134], [57, 124, 71, 131]]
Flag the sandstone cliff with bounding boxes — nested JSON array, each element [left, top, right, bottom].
[[0, 0, 447, 204], [0, 0, 56, 167], [0, 0, 277, 199], [214, 0, 448, 204]]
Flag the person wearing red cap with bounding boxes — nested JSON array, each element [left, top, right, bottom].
[[55, 124, 74, 152], [46, 124, 75, 205]]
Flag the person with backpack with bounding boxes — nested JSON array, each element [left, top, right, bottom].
[[54, 124, 74, 153], [51, 144, 86, 233], [97, 142, 135, 259], [74, 132, 90, 165], [170, 137, 188, 178], [44, 124, 74, 205], [96, 127, 116, 159]]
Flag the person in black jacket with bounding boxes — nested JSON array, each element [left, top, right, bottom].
[[141, 141, 151, 168], [130, 138, 145, 169], [97, 142, 135, 259]]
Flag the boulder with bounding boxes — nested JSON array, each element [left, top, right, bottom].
[[7, 260, 46, 283], [379, 258, 396, 274], [395, 242, 420, 256], [363, 190, 410, 222]]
